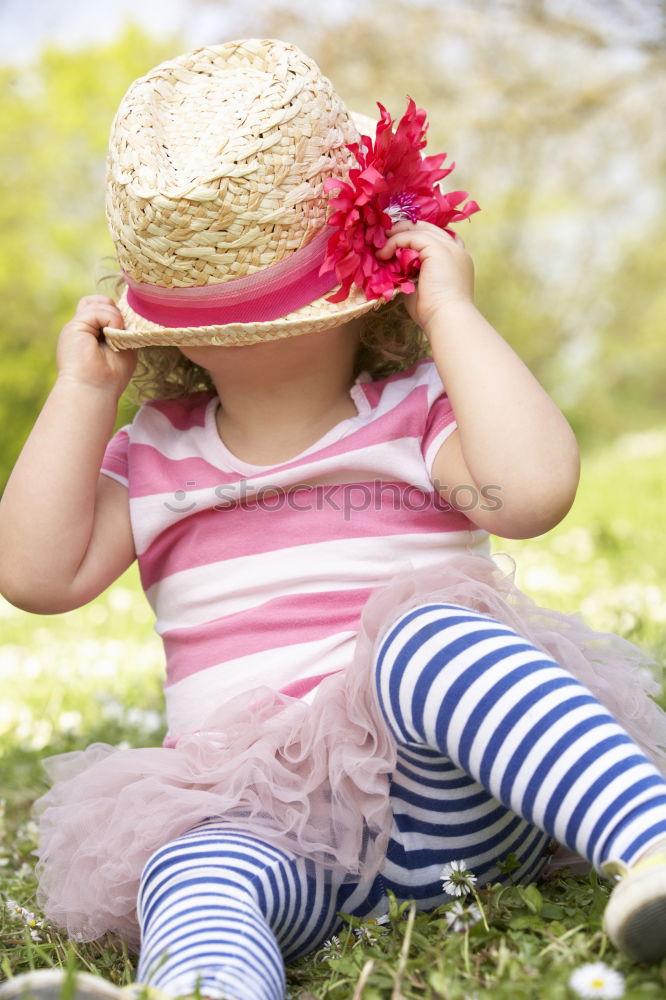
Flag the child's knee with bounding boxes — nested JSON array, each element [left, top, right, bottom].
[[377, 601, 477, 665]]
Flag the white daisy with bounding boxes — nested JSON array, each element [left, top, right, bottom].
[[4, 898, 44, 942], [353, 925, 378, 945], [317, 934, 341, 962], [440, 859, 478, 897], [569, 962, 625, 999], [444, 900, 482, 932]]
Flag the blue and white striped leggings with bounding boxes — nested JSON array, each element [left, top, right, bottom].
[[136, 604, 666, 999]]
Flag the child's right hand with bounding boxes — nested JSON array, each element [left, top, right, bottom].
[[56, 295, 137, 398]]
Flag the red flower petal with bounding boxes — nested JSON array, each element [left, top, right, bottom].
[[320, 98, 479, 304]]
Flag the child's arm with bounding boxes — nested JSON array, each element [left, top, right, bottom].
[[379, 222, 580, 539], [0, 296, 138, 613]]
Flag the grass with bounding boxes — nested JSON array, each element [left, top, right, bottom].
[[1, 427, 666, 998]]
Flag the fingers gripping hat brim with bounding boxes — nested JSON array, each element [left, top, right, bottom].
[[101, 38, 388, 350]]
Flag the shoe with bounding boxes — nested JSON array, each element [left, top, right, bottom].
[[602, 847, 666, 963], [0, 971, 127, 1000]]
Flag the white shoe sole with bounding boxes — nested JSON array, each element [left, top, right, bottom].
[[0, 971, 126, 1000], [603, 865, 666, 963]]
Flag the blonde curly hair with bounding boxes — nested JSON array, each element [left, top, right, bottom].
[[127, 298, 431, 403]]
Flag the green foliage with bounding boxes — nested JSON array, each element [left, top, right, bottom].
[[496, 426, 666, 670], [285, 876, 636, 999], [569, 217, 666, 443], [0, 27, 174, 485]]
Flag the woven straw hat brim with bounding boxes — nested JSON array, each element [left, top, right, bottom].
[[103, 280, 386, 350]]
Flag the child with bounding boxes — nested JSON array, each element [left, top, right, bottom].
[[1, 38, 666, 1000]]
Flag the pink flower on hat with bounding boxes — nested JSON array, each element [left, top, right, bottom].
[[321, 98, 480, 303]]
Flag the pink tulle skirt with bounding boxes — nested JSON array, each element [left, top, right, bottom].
[[34, 554, 666, 948]]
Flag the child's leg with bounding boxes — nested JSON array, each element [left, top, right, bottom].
[[377, 743, 552, 908], [374, 603, 666, 877], [136, 822, 348, 1000]]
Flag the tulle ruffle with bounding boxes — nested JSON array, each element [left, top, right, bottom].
[[33, 620, 394, 948], [34, 553, 666, 947]]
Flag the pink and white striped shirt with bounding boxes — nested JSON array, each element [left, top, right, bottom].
[[101, 360, 489, 743]]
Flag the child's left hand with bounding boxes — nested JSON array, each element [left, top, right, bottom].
[[377, 220, 475, 334]]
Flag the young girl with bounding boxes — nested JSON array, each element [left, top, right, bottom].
[[1, 38, 666, 1000]]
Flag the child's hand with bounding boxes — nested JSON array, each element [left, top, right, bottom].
[[377, 221, 475, 334], [56, 296, 137, 398]]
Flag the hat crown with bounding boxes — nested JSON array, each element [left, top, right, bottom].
[[106, 39, 360, 289]]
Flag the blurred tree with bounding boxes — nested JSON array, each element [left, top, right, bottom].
[[569, 209, 666, 441], [0, 27, 174, 489]]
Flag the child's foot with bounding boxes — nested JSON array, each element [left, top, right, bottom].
[[602, 842, 666, 963], [0, 970, 127, 1000]]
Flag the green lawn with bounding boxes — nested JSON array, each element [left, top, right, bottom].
[[1, 427, 665, 997]]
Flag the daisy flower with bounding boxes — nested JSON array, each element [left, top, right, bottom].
[[568, 962, 625, 999], [353, 925, 378, 945], [440, 859, 478, 897], [317, 934, 341, 962], [4, 898, 44, 942], [444, 900, 482, 932]]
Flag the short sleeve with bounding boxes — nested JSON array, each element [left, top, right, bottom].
[[100, 426, 130, 488], [421, 392, 457, 479]]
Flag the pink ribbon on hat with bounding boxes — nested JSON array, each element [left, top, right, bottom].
[[124, 230, 339, 327]]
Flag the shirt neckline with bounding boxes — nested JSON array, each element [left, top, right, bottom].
[[204, 373, 373, 475]]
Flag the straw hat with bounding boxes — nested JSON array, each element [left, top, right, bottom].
[[103, 39, 385, 349]]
